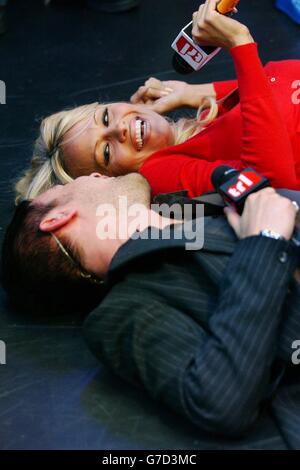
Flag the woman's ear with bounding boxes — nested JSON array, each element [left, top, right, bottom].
[[39, 209, 77, 233]]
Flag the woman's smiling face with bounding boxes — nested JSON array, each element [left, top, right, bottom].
[[61, 102, 175, 177]]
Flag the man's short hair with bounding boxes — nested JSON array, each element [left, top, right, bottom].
[[1, 200, 103, 316]]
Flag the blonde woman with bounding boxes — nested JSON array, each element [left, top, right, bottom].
[[16, 1, 300, 202]]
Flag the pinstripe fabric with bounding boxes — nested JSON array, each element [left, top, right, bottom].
[[84, 216, 300, 448]]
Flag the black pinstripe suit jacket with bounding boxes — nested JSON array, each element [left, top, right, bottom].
[[84, 215, 300, 449]]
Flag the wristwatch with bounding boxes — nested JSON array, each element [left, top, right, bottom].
[[259, 229, 286, 241]]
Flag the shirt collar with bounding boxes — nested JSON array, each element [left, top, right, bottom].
[[107, 216, 236, 279]]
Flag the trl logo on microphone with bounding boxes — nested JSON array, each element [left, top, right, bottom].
[[175, 35, 204, 65], [171, 21, 220, 72], [227, 171, 262, 199]]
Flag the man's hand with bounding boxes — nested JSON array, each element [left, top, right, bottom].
[[224, 188, 299, 240], [192, 0, 254, 50]]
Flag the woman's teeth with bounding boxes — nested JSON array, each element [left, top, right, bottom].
[[135, 118, 144, 150]]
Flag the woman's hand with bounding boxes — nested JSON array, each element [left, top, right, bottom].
[[130, 78, 188, 113], [130, 77, 216, 114], [192, 0, 254, 50]]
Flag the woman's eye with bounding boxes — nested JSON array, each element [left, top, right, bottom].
[[103, 143, 110, 166], [102, 108, 109, 127]]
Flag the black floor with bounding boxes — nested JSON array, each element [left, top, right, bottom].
[[0, 0, 299, 450]]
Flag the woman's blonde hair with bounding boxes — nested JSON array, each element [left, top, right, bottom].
[[170, 95, 218, 145], [15, 102, 98, 204], [15, 97, 218, 204]]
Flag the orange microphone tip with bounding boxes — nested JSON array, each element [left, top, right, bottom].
[[217, 0, 240, 15]]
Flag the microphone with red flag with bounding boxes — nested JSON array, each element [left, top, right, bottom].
[[211, 166, 270, 214], [171, 0, 240, 74]]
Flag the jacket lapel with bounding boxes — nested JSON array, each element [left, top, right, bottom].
[[108, 216, 237, 277]]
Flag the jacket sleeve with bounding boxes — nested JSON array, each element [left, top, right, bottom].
[[84, 236, 299, 436], [230, 43, 298, 189]]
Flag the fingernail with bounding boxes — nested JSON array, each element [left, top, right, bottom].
[[164, 87, 174, 92], [160, 91, 170, 96]]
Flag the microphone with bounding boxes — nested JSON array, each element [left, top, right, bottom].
[[211, 165, 270, 214], [172, 0, 240, 74], [212, 165, 300, 245]]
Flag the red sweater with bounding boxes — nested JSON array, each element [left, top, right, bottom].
[[139, 43, 300, 198]]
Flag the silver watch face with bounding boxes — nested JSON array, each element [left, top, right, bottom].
[[260, 229, 284, 240]]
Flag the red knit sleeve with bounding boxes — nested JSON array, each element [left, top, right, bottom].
[[140, 154, 242, 199], [230, 43, 298, 189], [141, 43, 299, 199], [213, 79, 238, 100]]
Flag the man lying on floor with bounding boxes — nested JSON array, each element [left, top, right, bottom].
[[1, 173, 300, 444]]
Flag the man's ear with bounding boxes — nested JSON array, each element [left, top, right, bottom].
[[39, 209, 77, 233]]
